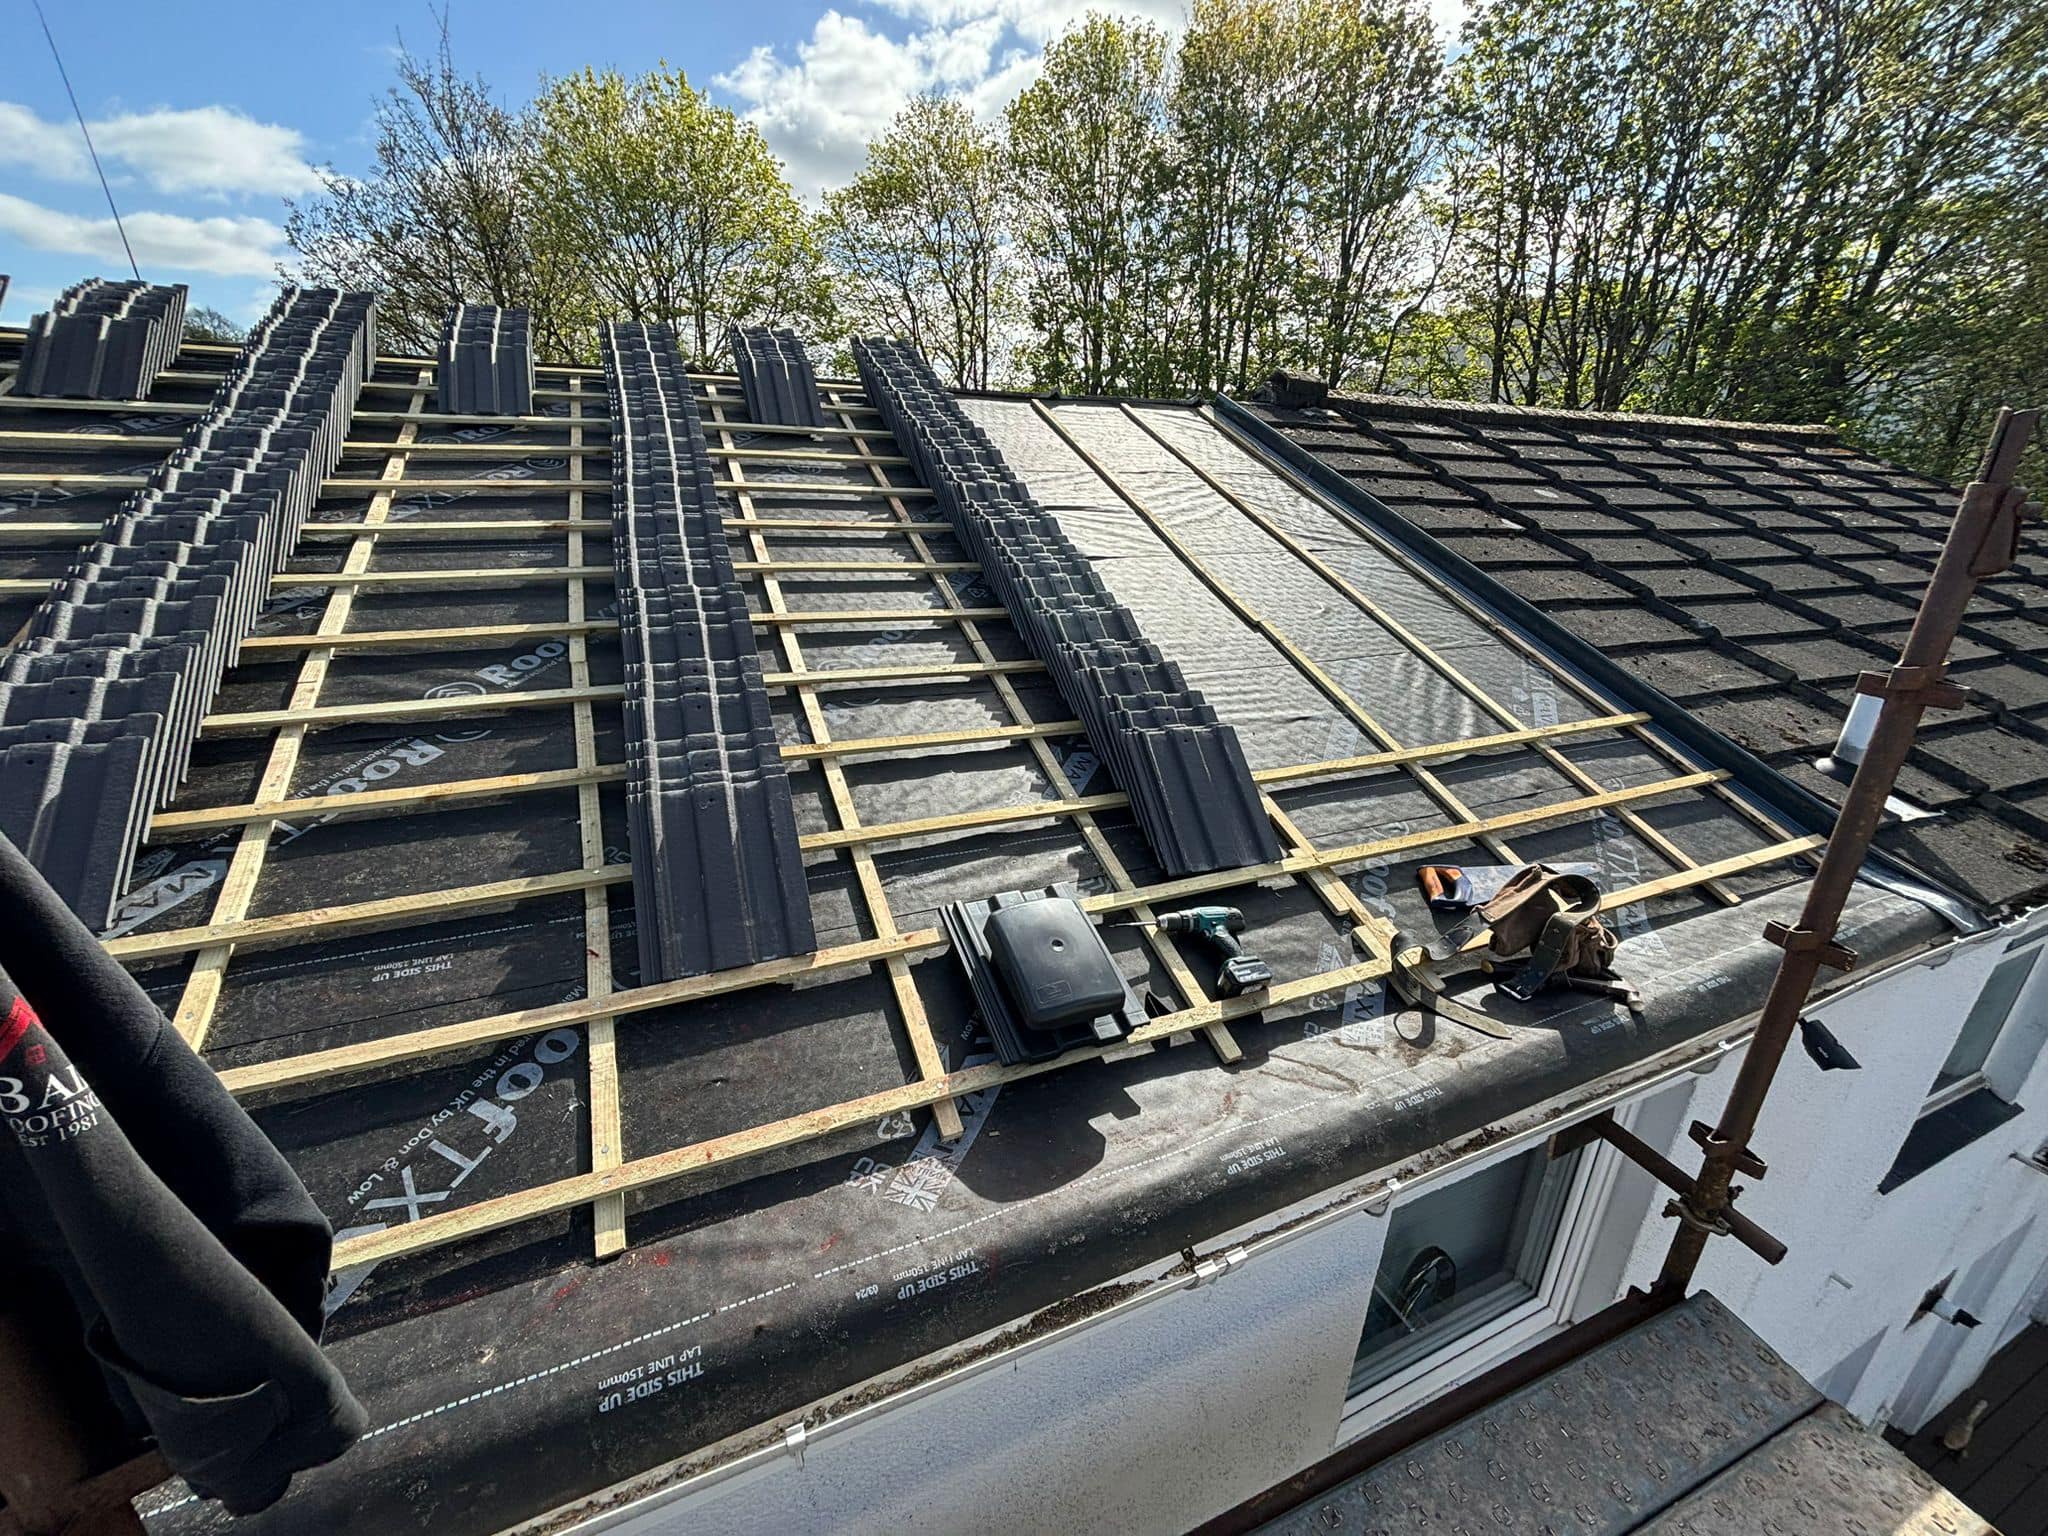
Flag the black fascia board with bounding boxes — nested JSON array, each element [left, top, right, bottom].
[[1211, 393, 1989, 934]]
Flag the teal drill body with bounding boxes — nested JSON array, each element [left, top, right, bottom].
[[1155, 906, 1272, 997]]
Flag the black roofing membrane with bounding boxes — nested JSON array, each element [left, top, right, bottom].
[[177, 709, 610, 817], [139, 883, 1938, 1536], [8, 440, 169, 469], [0, 346, 1946, 1533]]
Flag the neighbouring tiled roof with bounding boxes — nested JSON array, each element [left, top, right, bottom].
[[1253, 395, 2048, 912]]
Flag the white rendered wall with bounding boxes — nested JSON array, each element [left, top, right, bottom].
[[574, 1106, 1664, 1535], [1617, 906, 2048, 1435], [596, 1207, 1390, 1536]]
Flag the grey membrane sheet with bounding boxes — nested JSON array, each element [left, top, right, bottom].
[[0, 358, 1943, 1535]]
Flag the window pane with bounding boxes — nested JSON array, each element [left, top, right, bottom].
[[1350, 1146, 1577, 1395], [1935, 949, 2040, 1090]]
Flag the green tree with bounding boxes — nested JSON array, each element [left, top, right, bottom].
[[1005, 15, 1177, 395], [1170, 0, 1321, 395], [1434, 0, 1727, 408], [823, 96, 1011, 389], [285, 18, 549, 353], [524, 66, 829, 364], [1433, 0, 2048, 437], [1849, 183, 2048, 487], [281, 0, 2045, 484], [1686, 0, 2048, 430], [1007, 1, 1443, 398], [181, 305, 247, 347], [1291, 0, 1443, 391]]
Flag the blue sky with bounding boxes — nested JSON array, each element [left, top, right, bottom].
[[1, 0, 1458, 326]]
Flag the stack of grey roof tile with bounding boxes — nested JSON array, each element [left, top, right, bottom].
[[602, 320, 815, 982], [15, 279, 189, 400], [729, 325, 828, 429], [435, 303, 534, 416], [0, 287, 377, 929], [855, 337, 1278, 876]]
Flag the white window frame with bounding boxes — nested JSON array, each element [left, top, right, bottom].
[[1922, 931, 2048, 1117], [1335, 1100, 1635, 1443], [1923, 1066, 1994, 1117]]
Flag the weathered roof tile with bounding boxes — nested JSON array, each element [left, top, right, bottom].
[[1253, 393, 2048, 910]]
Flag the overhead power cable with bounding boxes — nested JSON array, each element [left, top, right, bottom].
[[32, 0, 142, 282]]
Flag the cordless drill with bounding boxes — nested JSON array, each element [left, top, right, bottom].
[[1154, 906, 1272, 998]]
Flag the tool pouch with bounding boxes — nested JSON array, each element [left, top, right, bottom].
[[1479, 865, 1617, 1001]]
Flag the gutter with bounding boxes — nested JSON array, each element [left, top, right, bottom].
[[1209, 394, 1987, 936]]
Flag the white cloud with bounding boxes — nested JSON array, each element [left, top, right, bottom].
[[1, 282, 59, 324], [921, 15, 1006, 83], [719, 11, 973, 197], [717, 3, 1185, 201], [0, 101, 322, 201], [870, 0, 1189, 42], [722, 0, 1476, 201], [0, 102, 88, 181], [92, 107, 325, 199], [960, 47, 1043, 121], [230, 280, 286, 326], [0, 192, 288, 278]]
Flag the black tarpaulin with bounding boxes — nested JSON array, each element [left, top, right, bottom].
[[0, 833, 364, 1515]]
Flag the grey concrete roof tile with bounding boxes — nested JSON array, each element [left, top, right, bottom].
[[1828, 553, 1939, 586], [1540, 602, 1701, 650], [1430, 532, 1580, 568], [1687, 690, 1847, 754], [1628, 565, 1759, 601], [1513, 504, 1643, 534], [1679, 598, 1825, 642], [4, 284, 376, 924], [1491, 564, 1640, 604], [1798, 589, 1924, 630], [1876, 808, 2048, 908], [15, 281, 188, 402], [1682, 531, 1805, 565], [434, 305, 535, 416], [1623, 645, 1786, 701], [1378, 499, 1513, 534], [1569, 533, 1694, 567], [1749, 563, 1860, 598], [1348, 474, 1494, 507], [729, 326, 829, 430], [1865, 623, 2000, 665], [1914, 723, 2048, 796], [1952, 659, 2048, 714], [1746, 634, 1894, 683], [604, 320, 816, 982]]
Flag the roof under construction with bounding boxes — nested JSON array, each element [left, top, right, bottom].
[[1244, 391, 2048, 911], [0, 316, 1972, 1533]]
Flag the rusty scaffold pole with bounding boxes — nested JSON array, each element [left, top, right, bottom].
[[1657, 406, 2043, 1295]]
